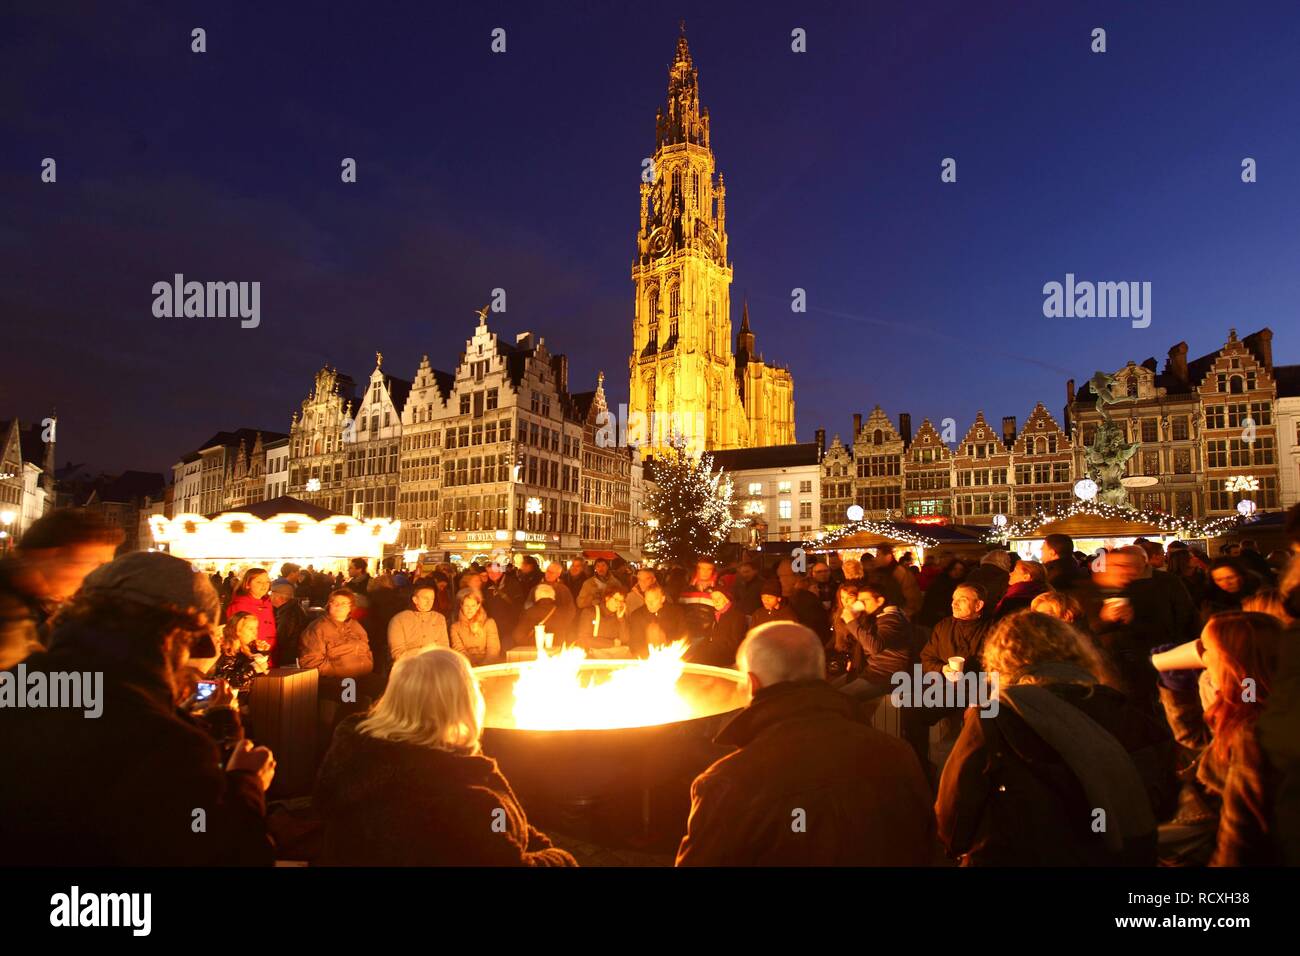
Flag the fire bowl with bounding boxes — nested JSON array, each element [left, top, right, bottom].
[[475, 660, 749, 851]]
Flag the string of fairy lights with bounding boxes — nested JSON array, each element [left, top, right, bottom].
[[984, 499, 1244, 544], [639, 438, 738, 563]]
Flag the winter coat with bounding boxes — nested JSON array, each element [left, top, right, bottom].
[[211, 650, 261, 693], [993, 580, 1048, 619], [835, 605, 916, 685], [920, 616, 992, 677], [628, 604, 686, 657], [298, 615, 374, 679], [576, 573, 613, 610], [788, 588, 831, 644], [1260, 623, 1300, 865], [1199, 725, 1284, 866], [676, 680, 935, 866], [562, 572, 588, 601], [272, 598, 308, 666], [936, 679, 1178, 866], [731, 575, 765, 615], [749, 603, 797, 628], [514, 598, 574, 649], [0, 623, 274, 866], [225, 591, 278, 660], [482, 576, 524, 647], [450, 611, 501, 666], [314, 716, 575, 866], [575, 605, 631, 652], [684, 604, 747, 669], [387, 608, 450, 663]]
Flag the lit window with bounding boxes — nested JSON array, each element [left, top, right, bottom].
[[748, 482, 763, 495]]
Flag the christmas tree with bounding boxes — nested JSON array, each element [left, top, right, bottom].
[[642, 434, 737, 566]]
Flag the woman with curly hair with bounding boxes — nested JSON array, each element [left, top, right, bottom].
[[936, 611, 1177, 865], [224, 567, 278, 662]]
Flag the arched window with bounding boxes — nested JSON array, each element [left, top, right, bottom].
[[874, 429, 884, 446], [1126, 376, 1138, 398], [669, 285, 680, 338], [647, 288, 659, 346], [1036, 437, 1047, 455]]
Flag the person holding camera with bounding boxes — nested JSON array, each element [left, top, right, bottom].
[[0, 551, 277, 866]]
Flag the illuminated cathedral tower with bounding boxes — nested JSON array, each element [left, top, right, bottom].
[[628, 25, 796, 453]]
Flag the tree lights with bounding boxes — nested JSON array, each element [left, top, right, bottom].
[[640, 434, 737, 566], [984, 499, 1242, 544]]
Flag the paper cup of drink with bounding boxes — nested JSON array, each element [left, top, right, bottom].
[[947, 656, 965, 672]]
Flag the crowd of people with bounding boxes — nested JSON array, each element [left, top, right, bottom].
[[0, 504, 1297, 867]]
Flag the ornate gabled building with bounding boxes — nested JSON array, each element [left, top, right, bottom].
[[1010, 403, 1074, 516], [903, 418, 955, 519], [288, 367, 358, 514], [953, 412, 1011, 520], [398, 353, 456, 550], [344, 354, 410, 521], [226, 432, 268, 509], [628, 28, 795, 454], [819, 435, 854, 530], [576, 373, 634, 554], [852, 406, 906, 519]]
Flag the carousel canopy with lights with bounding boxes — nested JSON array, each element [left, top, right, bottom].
[[148, 495, 401, 569], [806, 518, 987, 555]]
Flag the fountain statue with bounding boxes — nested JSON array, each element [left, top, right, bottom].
[[1083, 370, 1139, 507]]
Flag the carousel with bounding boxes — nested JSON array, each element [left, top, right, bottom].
[[147, 495, 401, 575]]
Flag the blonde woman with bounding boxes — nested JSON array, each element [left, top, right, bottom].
[[450, 593, 501, 666], [313, 648, 575, 866], [935, 611, 1177, 866]]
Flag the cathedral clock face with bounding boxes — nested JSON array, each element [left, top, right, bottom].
[[649, 227, 671, 257]]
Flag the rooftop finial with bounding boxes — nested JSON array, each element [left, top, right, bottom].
[[476, 304, 490, 326]]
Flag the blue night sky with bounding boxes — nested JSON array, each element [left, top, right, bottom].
[[4, 1, 1300, 474]]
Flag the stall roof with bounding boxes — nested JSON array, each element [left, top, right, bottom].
[[207, 495, 340, 521]]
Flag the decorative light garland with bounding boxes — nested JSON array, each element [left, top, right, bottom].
[[803, 517, 940, 552], [984, 499, 1244, 544], [639, 437, 738, 564]]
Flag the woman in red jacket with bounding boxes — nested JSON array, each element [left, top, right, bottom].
[[225, 567, 278, 663]]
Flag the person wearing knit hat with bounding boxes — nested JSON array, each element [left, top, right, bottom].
[[750, 578, 796, 627], [0, 550, 277, 865]]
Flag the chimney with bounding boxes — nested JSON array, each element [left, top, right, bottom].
[[1001, 416, 1017, 448], [1244, 328, 1274, 370], [852, 412, 862, 437], [43, 411, 56, 498], [1141, 357, 1158, 372], [1066, 378, 1075, 405], [814, 428, 826, 459], [515, 331, 534, 350], [1166, 342, 1188, 387], [898, 413, 912, 446]]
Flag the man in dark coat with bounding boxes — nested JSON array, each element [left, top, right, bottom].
[[834, 584, 916, 698], [513, 583, 574, 648], [749, 578, 797, 627], [730, 560, 764, 616], [575, 587, 633, 654], [482, 563, 524, 649], [627, 584, 685, 656], [0, 551, 276, 866], [1041, 533, 1087, 593], [677, 622, 935, 865], [684, 590, 747, 669], [269, 580, 309, 665]]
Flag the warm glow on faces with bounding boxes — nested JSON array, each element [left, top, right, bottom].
[[645, 589, 666, 613], [952, 588, 983, 620], [327, 594, 353, 622], [605, 592, 626, 616], [236, 616, 259, 646], [413, 588, 435, 613], [248, 572, 271, 600], [546, 563, 563, 582], [462, 594, 482, 618], [1211, 567, 1242, 593], [636, 569, 656, 591], [760, 593, 780, 610]]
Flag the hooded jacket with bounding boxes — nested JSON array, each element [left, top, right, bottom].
[[314, 716, 575, 866], [387, 608, 450, 663], [676, 680, 935, 866]]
